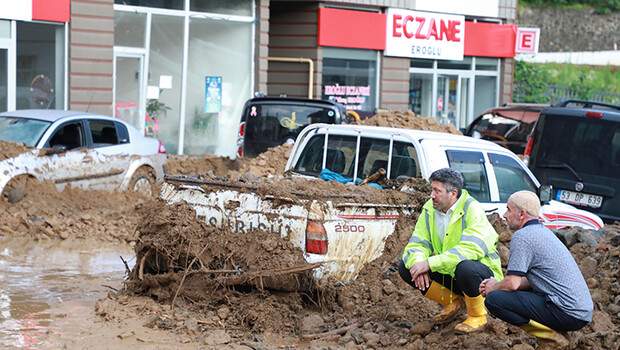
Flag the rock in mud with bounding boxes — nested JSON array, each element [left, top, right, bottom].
[[204, 330, 232, 346], [410, 320, 433, 336], [591, 311, 615, 333], [579, 257, 598, 279], [301, 314, 325, 334]]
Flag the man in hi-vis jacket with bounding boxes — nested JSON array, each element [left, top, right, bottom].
[[399, 168, 503, 333]]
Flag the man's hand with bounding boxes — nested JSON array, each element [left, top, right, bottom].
[[479, 277, 497, 296], [409, 261, 431, 290]]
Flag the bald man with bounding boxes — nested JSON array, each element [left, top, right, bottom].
[[479, 191, 592, 349]]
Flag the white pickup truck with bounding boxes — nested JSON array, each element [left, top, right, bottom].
[[161, 124, 604, 281]]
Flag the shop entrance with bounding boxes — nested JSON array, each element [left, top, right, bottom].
[[113, 51, 146, 133], [435, 74, 472, 130]]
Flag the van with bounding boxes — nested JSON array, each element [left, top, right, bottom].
[[527, 100, 620, 222]]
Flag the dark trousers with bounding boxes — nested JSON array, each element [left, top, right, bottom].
[[485, 290, 589, 332], [398, 260, 493, 297]]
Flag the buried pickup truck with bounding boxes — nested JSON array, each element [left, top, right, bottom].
[[161, 123, 604, 281], [0, 110, 166, 200]]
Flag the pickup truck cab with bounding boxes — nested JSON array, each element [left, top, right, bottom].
[[286, 123, 604, 230]]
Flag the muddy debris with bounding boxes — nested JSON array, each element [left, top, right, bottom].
[[361, 110, 462, 135], [0, 140, 32, 161], [0, 179, 152, 243], [164, 143, 293, 178], [112, 188, 620, 349]]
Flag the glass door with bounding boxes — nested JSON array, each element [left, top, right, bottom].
[[113, 53, 145, 133], [436, 74, 458, 126], [458, 76, 471, 130], [0, 49, 7, 112]]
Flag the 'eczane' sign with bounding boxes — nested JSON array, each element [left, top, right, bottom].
[[385, 8, 465, 61]]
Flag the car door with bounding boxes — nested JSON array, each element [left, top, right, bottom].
[[486, 151, 539, 213], [82, 118, 132, 190], [39, 120, 94, 188]]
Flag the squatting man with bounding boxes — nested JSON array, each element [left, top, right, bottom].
[[399, 168, 503, 333], [480, 191, 591, 349]]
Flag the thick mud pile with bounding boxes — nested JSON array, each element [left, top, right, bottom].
[[116, 191, 620, 349], [0, 180, 152, 242], [164, 155, 241, 177], [361, 110, 462, 135], [165, 143, 294, 178], [0, 140, 31, 161]]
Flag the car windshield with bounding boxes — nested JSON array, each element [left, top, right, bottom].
[[535, 115, 620, 178], [245, 103, 337, 141], [0, 116, 52, 147]]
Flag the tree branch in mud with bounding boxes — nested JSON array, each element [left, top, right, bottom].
[[171, 243, 209, 315]]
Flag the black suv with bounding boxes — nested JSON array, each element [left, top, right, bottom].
[[528, 100, 620, 222], [237, 97, 347, 157]]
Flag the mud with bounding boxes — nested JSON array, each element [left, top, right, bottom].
[[0, 180, 152, 243], [164, 155, 241, 177], [0, 140, 31, 161], [113, 195, 620, 349], [361, 110, 462, 135], [164, 143, 293, 178]]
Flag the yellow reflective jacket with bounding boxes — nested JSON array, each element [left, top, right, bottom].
[[402, 190, 503, 279]]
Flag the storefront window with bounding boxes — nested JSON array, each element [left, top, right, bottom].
[[114, 0, 184, 10], [16, 22, 65, 110], [410, 73, 432, 117], [148, 14, 184, 154], [437, 57, 472, 70], [191, 0, 252, 16], [474, 76, 497, 117], [476, 57, 499, 71], [114, 11, 146, 47], [322, 48, 377, 112], [185, 17, 252, 155]]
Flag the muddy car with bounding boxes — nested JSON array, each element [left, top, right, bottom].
[[465, 103, 545, 155], [0, 110, 165, 200]]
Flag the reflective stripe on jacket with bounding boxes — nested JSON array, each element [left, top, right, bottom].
[[402, 189, 503, 280]]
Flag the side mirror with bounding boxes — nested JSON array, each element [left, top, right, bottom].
[[43, 145, 67, 156], [539, 185, 553, 203]]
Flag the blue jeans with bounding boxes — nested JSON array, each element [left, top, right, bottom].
[[485, 290, 589, 332]]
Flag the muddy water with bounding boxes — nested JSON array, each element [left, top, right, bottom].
[[0, 238, 134, 349]]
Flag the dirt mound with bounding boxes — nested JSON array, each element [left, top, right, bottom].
[[164, 155, 241, 176], [164, 144, 293, 179], [166, 174, 431, 207], [361, 110, 462, 135], [118, 194, 620, 349], [125, 200, 322, 335], [0, 140, 31, 161], [0, 180, 152, 243], [238, 143, 293, 177]]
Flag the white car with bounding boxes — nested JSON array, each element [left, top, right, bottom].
[[0, 110, 165, 199], [285, 123, 604, 231]]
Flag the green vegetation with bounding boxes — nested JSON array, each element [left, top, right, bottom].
[[520, 0, 620, 13], [513, 61, 620, 104]]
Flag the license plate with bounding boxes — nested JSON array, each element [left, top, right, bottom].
[[556, 190, 603, 208]]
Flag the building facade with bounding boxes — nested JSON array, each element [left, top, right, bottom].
[[0, 0, 519, 157]]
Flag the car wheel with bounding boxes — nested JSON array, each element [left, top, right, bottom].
[[129, 167, 156, 197], [2, 176, 34, 204]]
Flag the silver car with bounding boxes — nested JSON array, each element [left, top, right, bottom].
[[0, 110, 165, 199]]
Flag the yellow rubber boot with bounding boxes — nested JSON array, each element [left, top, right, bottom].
[[424, 281, 464, 324], [521, 320, 569, 349], [454, 295, 487, 333]]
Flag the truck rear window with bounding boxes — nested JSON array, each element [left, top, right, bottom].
[[535, 116, 620, 178]]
